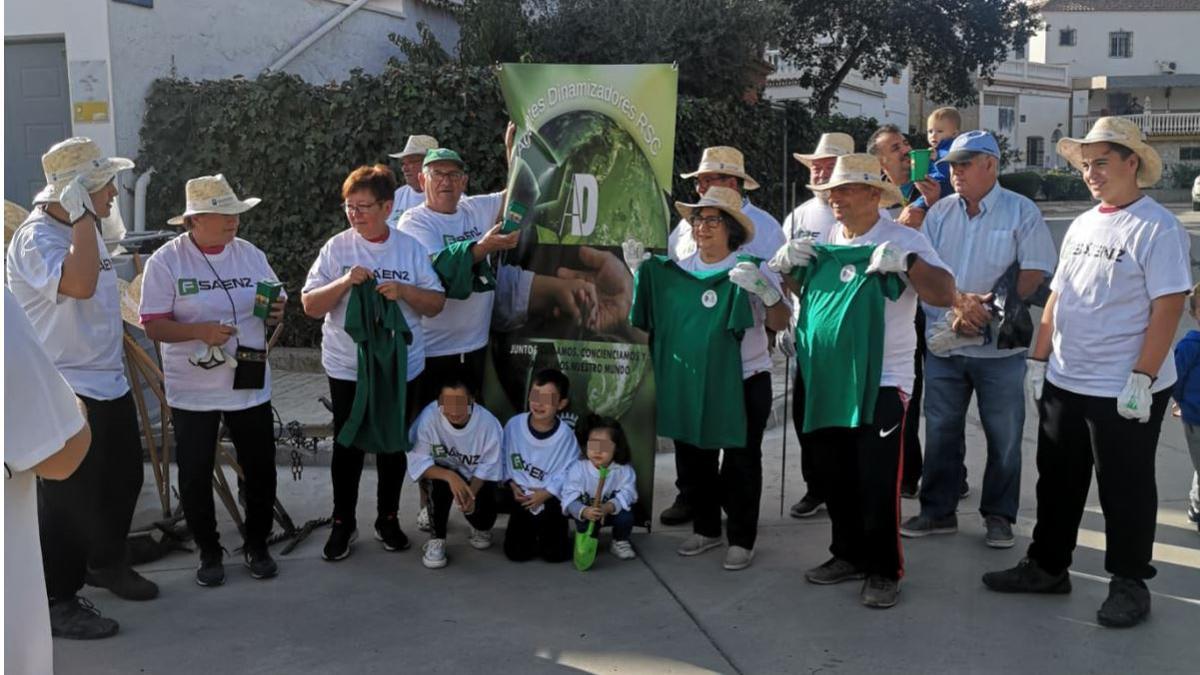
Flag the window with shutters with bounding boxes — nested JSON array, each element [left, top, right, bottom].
[[1109, 31, 1132, 58], [1026, 137, 1045, 168], [1059, 29, 1076, 47]]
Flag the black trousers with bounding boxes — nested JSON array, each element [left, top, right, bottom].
[[1027, 382, 1170, 580], [39, 392, 144, 601], [798, 382, 908, 580], [429, 478, 498, 539], [329, 377, 416, 526], [675, 371, 771, 549], [903, 312, 926, 488], [172, 401, 278, 551], [503, 496, 571, 562], [416, 346, 489, 408]]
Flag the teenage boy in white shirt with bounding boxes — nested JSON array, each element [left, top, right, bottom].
[[983, 117, 1191, 629]]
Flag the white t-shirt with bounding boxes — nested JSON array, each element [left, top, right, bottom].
[[138, 234, 281, 411], [559, 460, 638, 520], [1048, 197, 1192, 397], [407, 400, 505, 482], [676, 251, 783, 379], [303, 228, 443, 382], [5, 209, 129, 400], [782, 197, 891, 241], [385, 185, 428, 229], [502, 413, 579, 514], [824, 215, 952, 395], [669, 197, 787, 263], [4, 289, 87, 675], [398, 192, 504, 357]]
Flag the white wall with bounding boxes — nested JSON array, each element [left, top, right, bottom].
[[1040, 10, 1200, 77]]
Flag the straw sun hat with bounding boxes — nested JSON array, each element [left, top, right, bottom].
[[167, 174, 261, 226], [1056, 116, 1163, 188], [793, 132, 855, 168], [674, 186, 756, 240], [807, 153, 904, 207], [680, 146, 760, 191], [33, 137, 134, 205]]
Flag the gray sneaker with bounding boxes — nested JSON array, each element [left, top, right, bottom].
[[804, 557, 866, 585], [861, 575, 900, 609], [723, 546, 754, 571], [984, 516, 1015, 549], [900, 513, 958, 538], [676, 533, 722, 557]]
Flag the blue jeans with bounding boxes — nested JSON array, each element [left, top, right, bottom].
[[920, 352, 1026, 522], [574, 509, 635, 541]]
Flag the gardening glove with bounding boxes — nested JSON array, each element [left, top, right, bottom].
[[729, 261, 782, 307], [767, 238, 815, 274], [775, 329, 796, 358], [1116, 371, 1154, 423], [1026, 358, 1047, 402], [866, 241, 912, 275], [622, 238, 650, 275], [59, 176, 97, 224]]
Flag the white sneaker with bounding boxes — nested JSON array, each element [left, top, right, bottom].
[[416, 506, 432, 533], [610, 540, 636, 560], [677, 533, 723, 557], [468, 528, 493, 550], [421, 538, 447, 569]]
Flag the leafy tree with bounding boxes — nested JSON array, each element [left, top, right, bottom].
[[774, 0, 1041, 115]]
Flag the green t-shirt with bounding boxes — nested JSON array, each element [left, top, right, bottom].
[[431, 240, 496, 300], [629, 256, 754, 449], [791, 244, 905, 433], [336, 278, 413, 454]]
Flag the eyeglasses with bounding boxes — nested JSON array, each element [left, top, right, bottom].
[[689, 215, 725, 229], [426, 169, 466, 183], [342, 201, 380, 214]]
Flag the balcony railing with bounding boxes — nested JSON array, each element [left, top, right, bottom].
[[990, 60, 1070, 87], [1081, 111, 1200, 136]]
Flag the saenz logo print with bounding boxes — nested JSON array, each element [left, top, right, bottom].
[[178, 277, 254, 295]]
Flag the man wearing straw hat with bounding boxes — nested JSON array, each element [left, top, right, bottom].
[[659, 145, 787, 526], [770, 153, 955, 608], [386, 134, 440, 228], [984, 117, 1190, 629], [6, 137, 157, 640]]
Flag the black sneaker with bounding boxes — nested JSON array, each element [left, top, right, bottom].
[[861, 575, 900, 609], [900, 513, 958, 538], [243, 544, 278, 579], [659, 499, 693, 526], [789, 493, 826, 519], [49, 596, 119, 640], [982, 557, 1071, 594], [375, 513, 411, 551], [1097, 576, 1151, 628], [322, 519, 357, 561], [804, 557, 867, 585], [196, 547, 226, 587], [86, 564, 159, 601]]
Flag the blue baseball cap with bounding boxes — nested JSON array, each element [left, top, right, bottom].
[[937, 130, 1001, 168]]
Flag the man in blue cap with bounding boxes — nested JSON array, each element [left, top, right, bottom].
[[900, 130, 1057, 549]]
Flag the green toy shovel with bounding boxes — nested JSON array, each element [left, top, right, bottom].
[[573, 465, 609, 571]]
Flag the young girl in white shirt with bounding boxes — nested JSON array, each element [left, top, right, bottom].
[[560, 415, 639, 561]]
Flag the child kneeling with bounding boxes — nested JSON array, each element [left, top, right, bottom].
[[502, 369, 578, 562], [561, 415, 639, 561], [408, 377, 504, 569]]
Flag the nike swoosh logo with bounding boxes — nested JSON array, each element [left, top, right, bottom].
[[878, 424, 900, 438]]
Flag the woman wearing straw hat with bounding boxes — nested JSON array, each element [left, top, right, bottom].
[[984, 117, 1190, 628], [627, 186, 791, 570], [139, 174, 286, 587], [6, 137, 153, 639]]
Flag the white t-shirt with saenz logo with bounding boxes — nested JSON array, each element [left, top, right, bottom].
[[1048, 197, 1192, 397], [559, 459, 638, 520], [502, 412, 579, 514], [385, 185, 427, 229], [824, 215, 953, 395], [5, 209, 129, 400], [398, 192, 504, 357], [139, 234, 282, 411], [406, 400, 504, 483], [304, 228, 443, 382]]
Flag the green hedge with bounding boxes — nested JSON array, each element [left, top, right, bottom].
[[1041, 170, 1091, 201], [138, 62, 880, 346], [997, 171, 1042, 201]]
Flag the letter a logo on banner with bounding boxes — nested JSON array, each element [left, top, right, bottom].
[[563, 173, 598, 237]]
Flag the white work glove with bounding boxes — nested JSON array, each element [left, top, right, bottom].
[[622, 238, 650, 275], [728, 261, 782, 307], [866, 241, 911, 275], [775, 329, 796, 358], [767, 239, 816, 274], [1117, 372, 1154, 423], [59, 176, 97, 224], [1026, 358, 1047, 402]]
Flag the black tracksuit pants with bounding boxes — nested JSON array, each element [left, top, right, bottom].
[[429, 478, 498, 539], [328, 377, 417, 526], [504, 496, 571, 562]]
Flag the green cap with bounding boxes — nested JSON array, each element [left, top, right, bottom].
[[422, 148, 465, 169]]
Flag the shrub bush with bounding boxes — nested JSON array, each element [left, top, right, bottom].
[[1041, 170, 1091, 201], [998, 171, 1042, 201]]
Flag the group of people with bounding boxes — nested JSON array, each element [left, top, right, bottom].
[[3, 106, 1194, 672]]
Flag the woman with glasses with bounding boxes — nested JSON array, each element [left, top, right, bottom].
[[139, 174, 285, 587], [301, 164, 446, 562]]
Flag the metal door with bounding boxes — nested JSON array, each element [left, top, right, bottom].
[[5, 40, 71, 208]]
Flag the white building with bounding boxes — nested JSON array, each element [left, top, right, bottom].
[[4, 0, 459, 214], [1030, 0, 1200, 166], [763, 49, 910, 132]]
